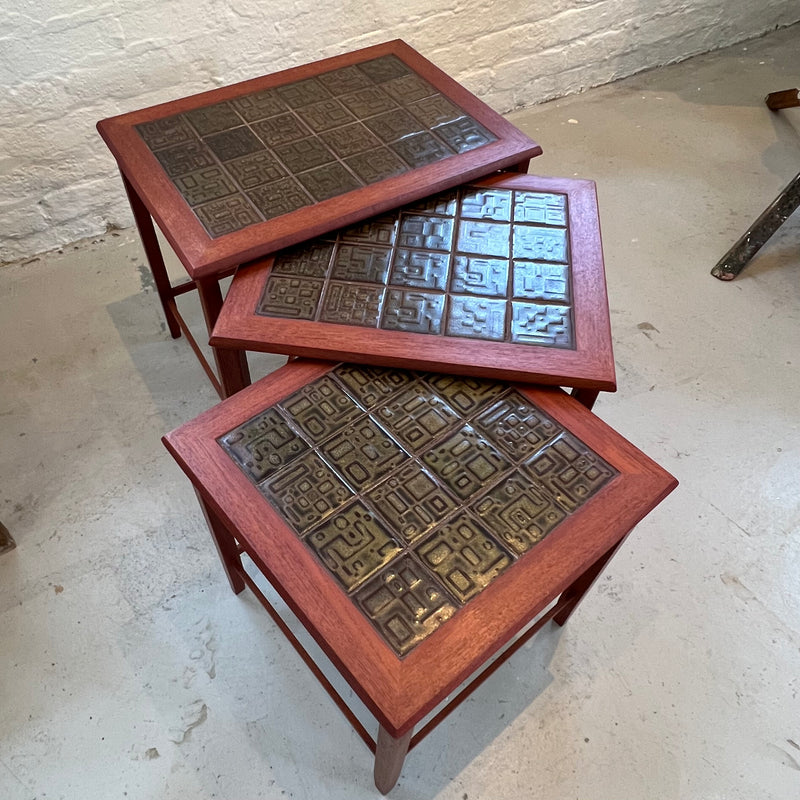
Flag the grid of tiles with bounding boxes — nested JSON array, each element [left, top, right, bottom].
[[256, 185, 574, 347], [135, 55, 497, 238], [218, 365, 616, 656]]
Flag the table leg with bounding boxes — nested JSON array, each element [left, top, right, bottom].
[[552, 540, 623, 627], [195, 489, 245, 595], [120, 173, 181, 339], [196, 276, 251, 398], [0, 520, 16, 555], [510, 158, 531, 173], [570, 388, 600, 410], [374, 725, 413, 795]]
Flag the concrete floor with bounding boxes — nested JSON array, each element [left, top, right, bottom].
[[2, 24, 799, 800]]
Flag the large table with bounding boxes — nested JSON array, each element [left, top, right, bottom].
[[163, 359, 677, 793], [98, 40, 541, 397]]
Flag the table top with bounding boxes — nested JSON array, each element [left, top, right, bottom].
[[213, 172, 615, 390], [163, 360, 676, 735], [98, 40, 541, 279]]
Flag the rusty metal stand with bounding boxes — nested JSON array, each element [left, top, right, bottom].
[[711, 89, 800, 281], [0, 521, 16, 554]]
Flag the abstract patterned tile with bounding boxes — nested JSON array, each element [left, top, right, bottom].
[[450, 256, 509, 297], [297, 162, 362, 202], [345, 147, 408, 183], [224, 151, 286, 189], [364, 462, 458, 544], [357, 54, 410, 83], [470, 471, 567, 556], [154, 140, 215, 177], [295, 98, 356, 133], [391, 132, 454, 168], [272, 137, 336, 173], [381, 73, 436, 104], [457, 220, 510, 258], [279, 375, 363, 441], [407, 95, 464, 127], [523, 432, 617, 511], [333, 364, 414, 408], [257, 275, 323, 320], [251, 113, 312, 147], [415, 512, 512, 602], [183, 103, 242, 135], [174, 166, 237, 206], [460, 188, 513, 221], [306, 501, 403, 591], [194, 196, 262, 237], [423, 374, 507, 416], [389, 249, 450, 290], [397, 215, 454, 250], [247, 177, 312, 219], [512, 262, 570, 302], [276, 77, 332, 108], [204, 126, 265, 161], [330, 244, 392, 283], [320, 417, 408, 490], [219, 406, 309, 483], [372, 382, 461, 453], [364, 108, 425, 142], [353, 554, 457, 655], [382, 290, 444, 334], [446, 296, 507, 341], [262, 450, 354, 534], [339, 215, 397, 244], [473, 392, 560, 461], [510, 303, 572, 347], [136, 115, 194, 149], [317, 65, 373, 95], [338, 86, 398, 118], [435, 117, 497, 153], [513, 191, 568, 226], [320, 123, 383, 158], [320, 282, 384, 326], [422, 424, 511, 500], [230, 89, 288, 122], [405, 190, 458, 216], [272, 241, 335, 278], [512, 226, 568, 263]]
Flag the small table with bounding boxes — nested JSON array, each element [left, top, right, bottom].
[[163, 359, 676, 792], [213, 172, 615, 409], [98, 40, 541, 397]]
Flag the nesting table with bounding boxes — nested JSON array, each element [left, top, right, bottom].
[[163, 359, 677, 793], [98, 40, 541, 397]]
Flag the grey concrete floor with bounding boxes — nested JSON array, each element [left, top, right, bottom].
[[2, 24, 800, 800]]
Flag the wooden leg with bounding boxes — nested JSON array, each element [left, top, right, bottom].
[[195, 489, 245, 594], [196, 277, 251, 398], [0, 520, 16, 554], [570, 388, 600, 410], [374, 725, 413, 795], [510, 158, 531, 173], [552, 540, 623, 627], [121, 173, 181, 339]]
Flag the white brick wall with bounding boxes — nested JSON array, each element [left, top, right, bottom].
[[1, 0, 798, 262]]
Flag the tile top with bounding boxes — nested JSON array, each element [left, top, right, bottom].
[[136, 55, 497, 238], [218, 364, 617, 656], [255, 184, 575, 347]]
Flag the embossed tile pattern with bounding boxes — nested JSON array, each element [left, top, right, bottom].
[[255, 184, 575, 348], [218, 366, 616, 656], [136, 55, 497, 237]]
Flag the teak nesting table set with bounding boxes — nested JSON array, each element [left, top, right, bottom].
[[99, 41, 677, 793]]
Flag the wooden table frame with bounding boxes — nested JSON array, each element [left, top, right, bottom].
[[163, 359, 677, 792], [98, 40, 541, 398], [212, 172, 616, 409]]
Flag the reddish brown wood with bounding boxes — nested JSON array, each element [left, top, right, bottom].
[[570, 387, 600, 410], [375, 725, 414, 794], [195, 488, 245, 594], [766, 88, 800, 111], [97, 40, 542, 281], [195, 277, 252, 398], [162, 359, 677, 739], [212, 173, 616, 392]]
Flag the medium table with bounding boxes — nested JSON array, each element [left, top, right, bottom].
[[163, 359, 676, 792], [212, 171, 615, 408], [98, 40, 541, 397]]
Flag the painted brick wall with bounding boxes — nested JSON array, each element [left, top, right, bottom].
[[1, 0, 798, 262]]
